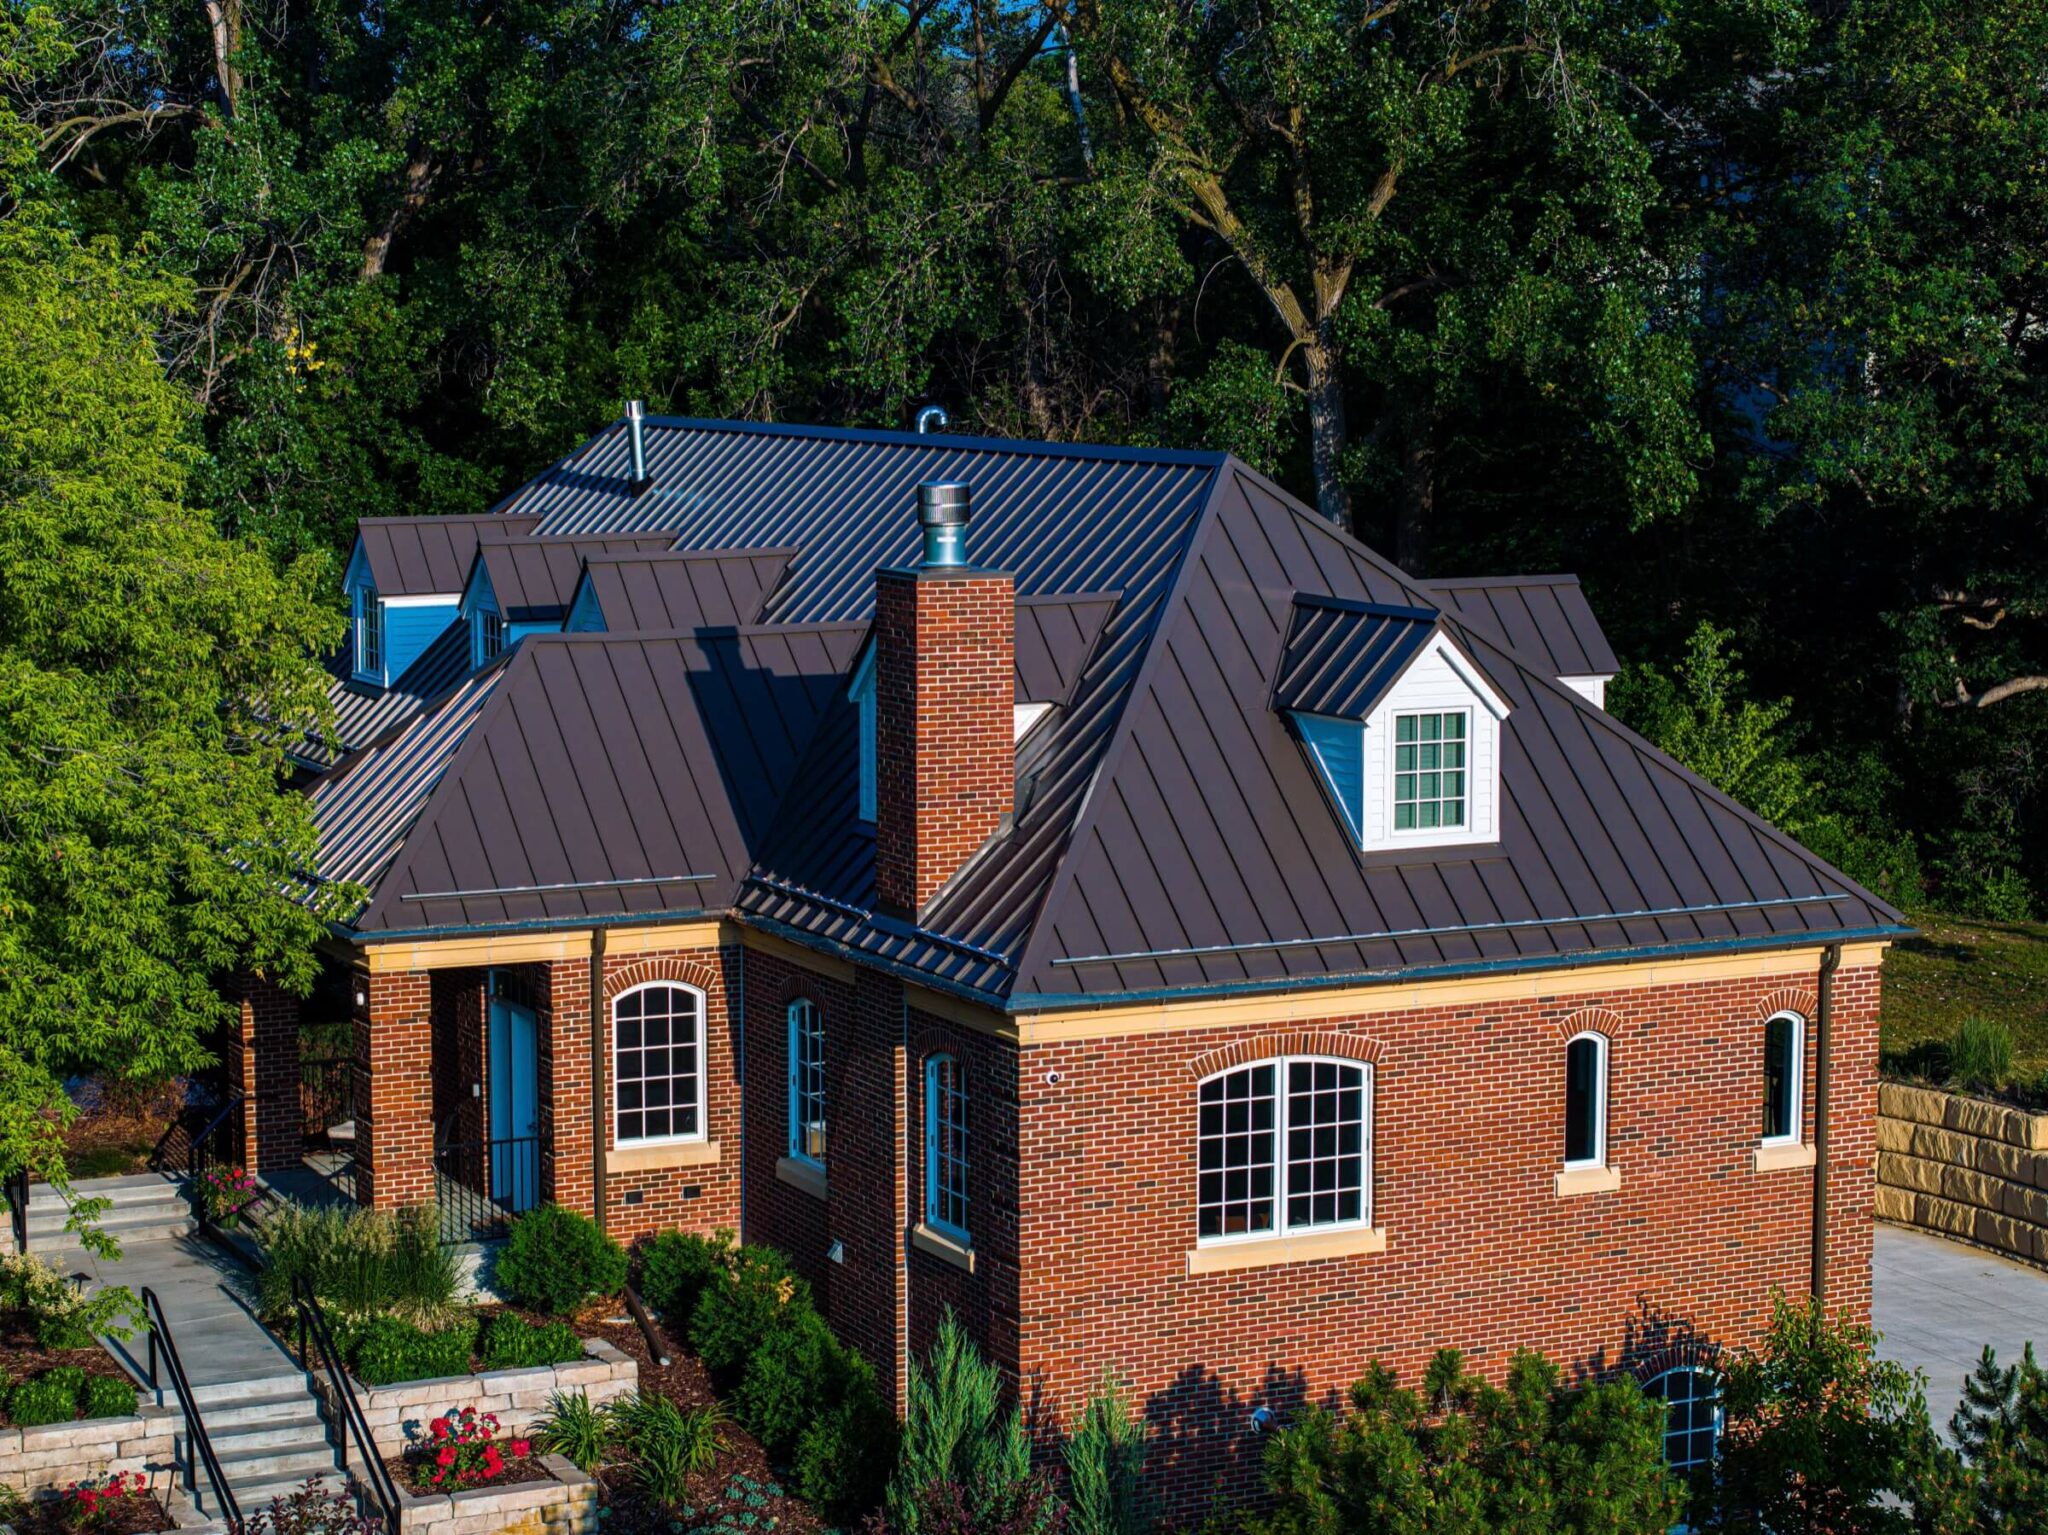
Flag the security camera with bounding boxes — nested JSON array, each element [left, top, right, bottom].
[[1045, 1070, 1063, 1086], [1248, 1406, 1275, 1434]]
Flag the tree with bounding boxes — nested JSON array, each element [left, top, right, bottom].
[[1256, 1348, 1680, 1535], [0, 203, 347, 1214], [1705, 1293, 1935, 1535], [1064, 1372, 1150, 1535]]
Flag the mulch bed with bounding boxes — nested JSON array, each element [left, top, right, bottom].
[[574, 1308, 826, 1535], [6, 1486, 175, 1533], [0, 1314, 142, 1429]]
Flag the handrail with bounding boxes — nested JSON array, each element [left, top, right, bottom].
[[148, 1091, 245, 1179], [4, 1169, 26, 1254], [140, 1285, 241, 1530], [292, 1273, 401, 1533]]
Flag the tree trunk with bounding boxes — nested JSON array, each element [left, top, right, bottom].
[[361, 155, 440, 281], [1304, 331, 1351, 529], [1396, 418, 1435, 575], [1146, 297, 1179, 419]]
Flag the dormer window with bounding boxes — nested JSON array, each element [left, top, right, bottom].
[[1392, 711, 1467, 833], [353, 587, 384, 681], [474, 607, 505, 667]]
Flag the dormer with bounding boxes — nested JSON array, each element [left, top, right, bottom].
[[343, 522, 468, 688], [460, 555, 509, 670], [1275, 597, 1512, 852], [343, 538, 384, 684]]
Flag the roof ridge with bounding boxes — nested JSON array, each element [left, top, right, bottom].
[[1002, 460, 1239, 995], [578, 545, 803, 564], [612, 414, 1233, 468], [1422, 572, 1584, 590]]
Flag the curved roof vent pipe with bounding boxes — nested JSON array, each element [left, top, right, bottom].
[[915, 403, 949, 435], [624, 400, 653, 497], [917, 481, 971, 569]]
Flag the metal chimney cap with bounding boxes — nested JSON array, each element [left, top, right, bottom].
[[917, 481, 972, 527], [625, 399, 646, 421]]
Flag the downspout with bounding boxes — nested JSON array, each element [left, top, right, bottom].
[[591, 927, 608, 1236], [1810, 942, 1842, 1302]]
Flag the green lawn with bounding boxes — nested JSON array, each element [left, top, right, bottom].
[[1880, 913, 2048, 1085]]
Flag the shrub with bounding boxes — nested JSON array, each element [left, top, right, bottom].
[[0, 1253, 143, 1346], [235, 1478, 382, 1535], [9, 1372, 77, 1426], [638, 1229, 730, 1323], [81, 1374, 139, 1419], [885, 1312, 1040, 1535], [733, 1307, 832, 1454], [349, 1314, 479, 1386], [689, 1242, 805, 1386], [1064, 1373, 1149, 1535], [417, 1405, 529, 1490], [479, 1313, 584, 1371], [612, 1394, 723, 1505], [1949, 1017, 2015, 1092], [258, 1201, 462, 1330], [793, 1347, 896, 1522], [496, 1205, 626, 1316], [536, 1389, 611, 1472]]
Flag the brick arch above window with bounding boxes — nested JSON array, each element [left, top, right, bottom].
[[1187, 1031, 1381, 1081], [1629, 1334, 1723, 1385], [604, 954, 722, 1006], [1755, 988, 1817, 1024], [1548, 1007, 1626, 1044]]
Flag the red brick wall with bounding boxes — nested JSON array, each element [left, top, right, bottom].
[[597, 947, 743, 1243], [1009, 962, 1881, 1509], [537, 957, 594, 1216], [874, 568, 1014, 916], [231, 972, 302, 1174], [357, 966, 435, 1208]]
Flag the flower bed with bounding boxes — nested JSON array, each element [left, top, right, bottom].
[[0, 1258, 144, 1430], [2, 1472, 175, 1534], [388, 1407, 550, 1494], [348, 1334, 637, 1459], [390, 1451, 597, 1535]]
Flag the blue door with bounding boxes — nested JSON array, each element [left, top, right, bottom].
[[488, 995, 539, 1212]]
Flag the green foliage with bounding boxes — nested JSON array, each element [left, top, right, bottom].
[[7, 1372, 75, 1426], [348, 1313, 479, 1386], [886, 1312, 1046, 1535], [256, 1202, 460, 1329], [0, 1253, 142, 1345], [611, 1394, 724, 1505], [478, 1313, 584, 1372], [1064, 1372, 1150, 1535], [638, 1228, 731, 1326], [535, 1389, 612, 1473], [80, 1374, 139, 1419], [496, 1204, 626, 1316], [792, 1346, 895, 1524], [1706, 1292, 1935, 1533], [688, 1242, 806, 1385], [1254, 1348, 1679, 1535], [1939, 1343, 2048, 1529], [1949, 1018, 2016, 1094]]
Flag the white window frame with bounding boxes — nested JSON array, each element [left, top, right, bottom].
[[923, 1053, 969, 1243], [787, 999, 825, 1167], [1354, 629, 1509, 852], [1195, 1055, 1373, 1249], [610, 979, 708, 1148], [1761, 1010, 1805, 1147], [353, 587, 384, 682], [1563, 1030, 1610, 1170], [1646, 1366, 1722, 1472], [473, 605, 505, 669], [1389, 707, 1471, 836]]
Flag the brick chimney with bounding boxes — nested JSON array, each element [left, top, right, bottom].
[[874, 482, 1014, 917]]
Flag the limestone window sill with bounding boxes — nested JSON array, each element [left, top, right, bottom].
[[775, 1155, 828, 1201], [1186, 1225, 1386, 1275], [1554, 1164, 1622, 1197], [911, 1222, 976, 1274], [604, 1138, 720, 1175], [1753, 1141, 1816, 1172]]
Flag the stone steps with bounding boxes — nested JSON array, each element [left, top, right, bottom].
[[24, 1174, 193, 1250]]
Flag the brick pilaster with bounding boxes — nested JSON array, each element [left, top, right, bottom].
[[356, 966, 435, 1208], [234, 973, 303, 1174], [539, 957, 596, 1218]]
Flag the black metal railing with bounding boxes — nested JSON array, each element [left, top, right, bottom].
[[148, 1090, 246, 1184], [141, 1286, 241, 1529], [432, 1135, 545, 1243], [300, 1055, 355, 1148], [292, 1274, 401, 1534], [5, 1168, 26, 1253]]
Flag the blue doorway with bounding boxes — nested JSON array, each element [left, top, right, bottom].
[[487, 982, 540, 1213]]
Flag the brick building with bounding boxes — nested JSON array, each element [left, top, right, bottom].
[[241, 414, 1908, 1505]]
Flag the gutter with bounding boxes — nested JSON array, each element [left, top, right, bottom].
[[1811, 942, 1842, 1301]]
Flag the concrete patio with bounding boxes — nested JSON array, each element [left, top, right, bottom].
[[1873, 1222, 2048, 1421]]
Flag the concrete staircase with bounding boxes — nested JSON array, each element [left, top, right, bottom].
[[171, 1372, 349, 1525], [24, 1171, 194, 1252]]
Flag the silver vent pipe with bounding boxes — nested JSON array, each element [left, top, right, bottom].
[[917, 481, 971, 568], [624, 399, 650, 490], [915, 404, 949, 435]]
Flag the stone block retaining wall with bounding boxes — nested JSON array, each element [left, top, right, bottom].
[[0, 1406, 178, 1497], [350, 1339, 636, 1459], [394, 1453, 597, 1535], [1877, 1082, 2048, 1267]]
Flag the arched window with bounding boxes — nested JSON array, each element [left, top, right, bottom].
[[924, 1054, 969, 1240], [1645, 1367, 1721, 1471], [612, 981, 707, 1146], [1563, 1032, 1609, 1169], [1196, 1057, 1370, 1243], [787, 1000, 825, 1166], [1762, 1011, 1804, 1145]]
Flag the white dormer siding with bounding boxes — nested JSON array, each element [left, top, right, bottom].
[[1561, 675, 1609, 708], [1291, 630, 1511, 853]]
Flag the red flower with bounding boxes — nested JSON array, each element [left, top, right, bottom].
[[437, 1447, 456, 1467], [430, 1417, 450, 1439], [509, 1439, 531, 1458]]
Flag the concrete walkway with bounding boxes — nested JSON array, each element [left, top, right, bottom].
[[1872, 1222, 2048, 1420]]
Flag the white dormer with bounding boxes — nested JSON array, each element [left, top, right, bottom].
[[1289, 629, 1511, 853]]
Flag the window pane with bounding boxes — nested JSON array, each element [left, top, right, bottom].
[[1565, 1037, 1601, 1164], [790, 1001, 827, 1163], [1197, 1068, 1277, 1238], [1392, 713, 1467, 833], [614, 985, 703, 1145], [927, 1056, 969, 1234], [1763, 1015, 1795, 1141], [1647, 1370, 1720, 1471], [1283, 1061, 1367, 1232]]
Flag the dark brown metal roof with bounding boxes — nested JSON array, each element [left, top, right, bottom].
[[472, 532, 674, 620], [1423, 574, 1619, 679], [356, 515, 543, 596], [575, 548, 798, 631], [1270, 597, 1437, 718], [1015, 593, 1117, 705]]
